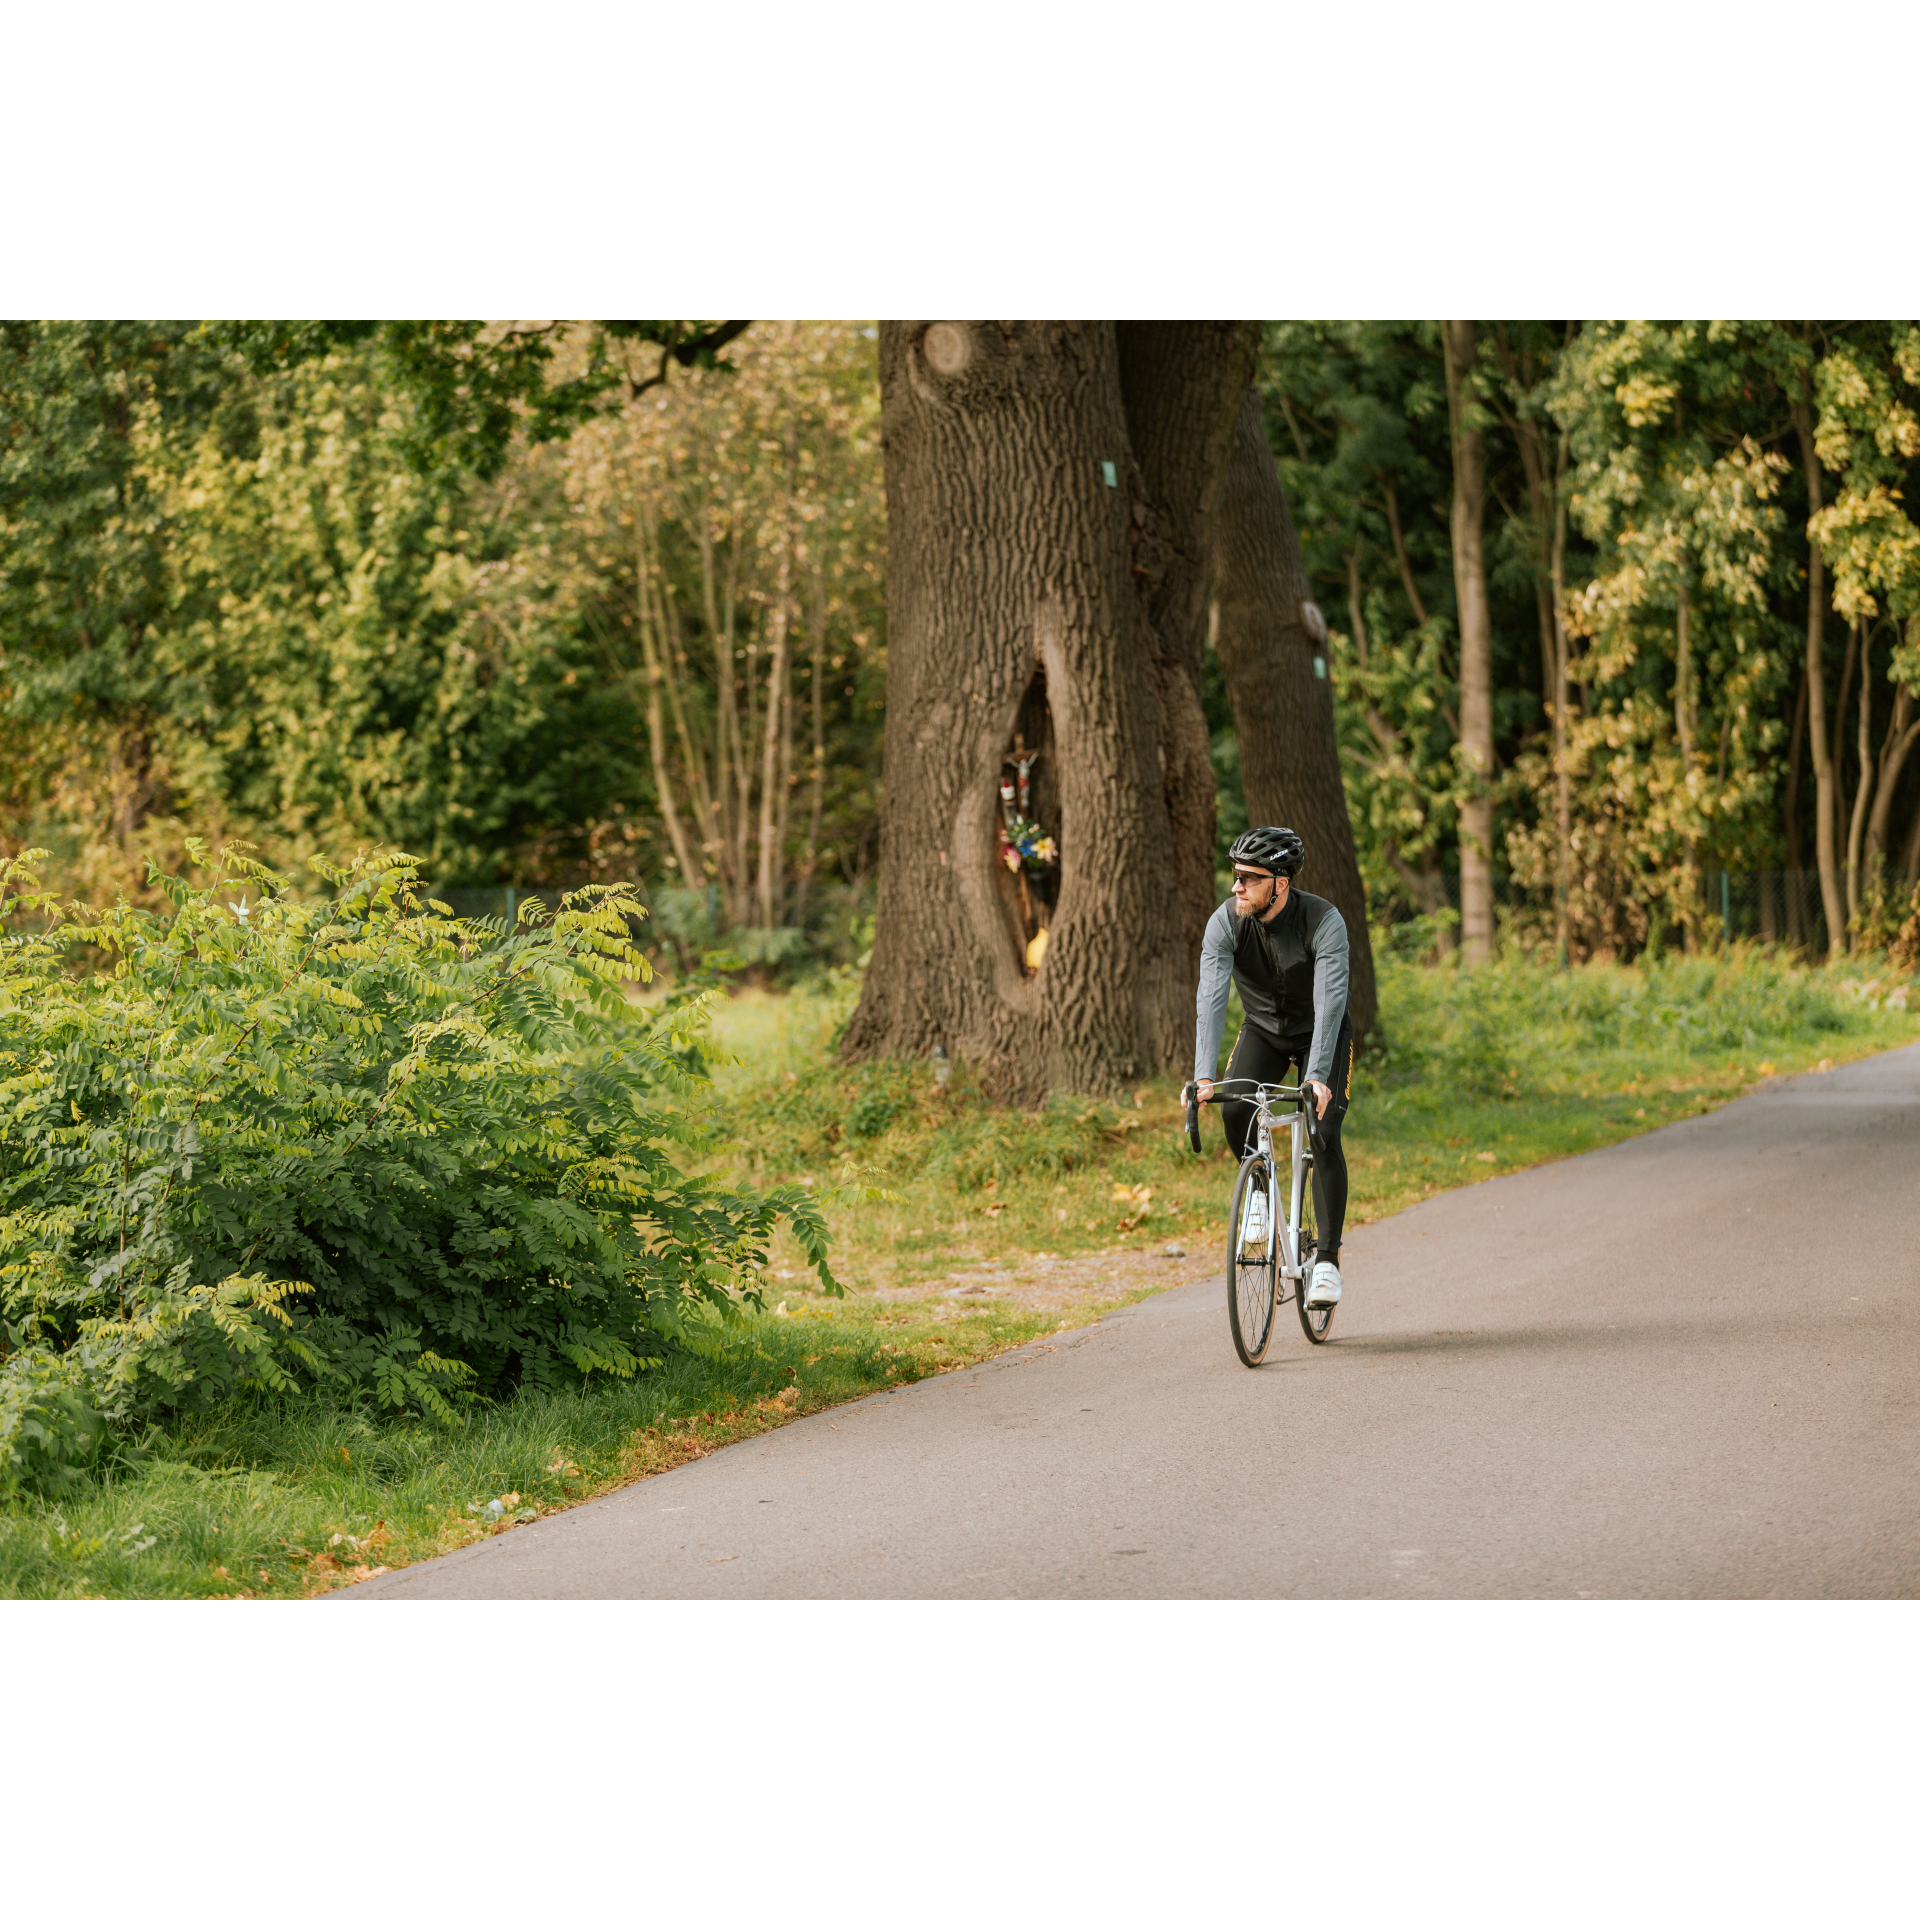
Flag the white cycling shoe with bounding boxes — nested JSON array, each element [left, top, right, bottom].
[[1305, 1260, 1342, 1308], [1240, 1188, 1270, 1248]]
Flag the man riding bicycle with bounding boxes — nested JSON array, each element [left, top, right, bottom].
[[1194, 826, 1352, 1310]]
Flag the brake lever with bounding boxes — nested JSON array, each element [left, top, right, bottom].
[[1180, 1081, 1202, 1155]]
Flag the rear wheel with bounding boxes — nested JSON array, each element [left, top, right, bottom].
[[1227, 1154, 1278, 1367], [1294, 1142, 1335, 1344]]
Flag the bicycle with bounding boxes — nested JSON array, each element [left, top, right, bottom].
[[1182, 1075, 1335, 1366]]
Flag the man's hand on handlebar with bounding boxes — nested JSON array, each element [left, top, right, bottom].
[[1195, 1077, 1328, 1118]]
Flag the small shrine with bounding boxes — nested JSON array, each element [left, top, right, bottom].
[[996, 666, 1060, 975]]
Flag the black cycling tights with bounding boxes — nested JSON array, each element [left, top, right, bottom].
[[1218, 1019, 1352, 1266]]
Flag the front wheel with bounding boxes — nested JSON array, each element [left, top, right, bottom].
[[1227, 1154, 1278, 1367], [1294, 1145, 1335, 1344]]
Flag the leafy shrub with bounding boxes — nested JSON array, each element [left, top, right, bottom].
[[0, 846, 837, 1499]]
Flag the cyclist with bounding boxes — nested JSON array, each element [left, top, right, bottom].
[[1194, 826, 1352, 1309]]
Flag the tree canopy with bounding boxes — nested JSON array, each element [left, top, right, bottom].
[[5, 317, 1918, 990]]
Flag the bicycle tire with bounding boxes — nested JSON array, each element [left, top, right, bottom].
[[1227, 1153, 1278, 1367], [1294, 1130, 1335, 1344]]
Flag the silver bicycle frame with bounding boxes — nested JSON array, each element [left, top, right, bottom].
[[1248, 1087, 1314, 1284]]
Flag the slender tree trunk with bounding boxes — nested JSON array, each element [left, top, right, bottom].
[[635, 547, 699, 882], [1443, 321, 1496, 963], [755, 458, 795, 930], [1382, 480, 1429, 626], [1846, 620, 1874, 925], [1784, 667, 1809, 952], [1550, 431, 1572, 966], [1675, 571, 1701, 951], [1212, 386, 1379, 1036], [1791, 391, 1847, 957], [1501, 359, 1557, 707], [1866, 682, 1919, 873], [697, 511, 744, 904], [842, 322, 1228, 1099], [802, 559, 827, 885], [723, 527, 752, 920]]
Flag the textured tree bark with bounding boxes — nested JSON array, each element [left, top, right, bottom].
[[1115, 322, 1261, 959], [1211, 386, 1379, 1038], [1443, 321, 1496, 964], [1791, 390, 1847, 957], [840, 322, 1247, 1100]]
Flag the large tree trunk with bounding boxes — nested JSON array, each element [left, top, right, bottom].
[[1443, 321, 1497, 964], [1115, 322, 1262, 961], [1211, 386, 1379, 1038], [840, 321, 1250, 1100]]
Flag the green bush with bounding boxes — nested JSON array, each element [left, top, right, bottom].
[[0, 846, 837, 1499]]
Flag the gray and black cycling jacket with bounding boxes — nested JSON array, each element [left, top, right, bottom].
[[1193, 887, 1351, 1089]]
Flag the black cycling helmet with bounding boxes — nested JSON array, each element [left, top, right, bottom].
[[1227, 826, 1305, 878]]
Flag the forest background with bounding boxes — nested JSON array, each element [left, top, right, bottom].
[[4, 318, 1919, 973]]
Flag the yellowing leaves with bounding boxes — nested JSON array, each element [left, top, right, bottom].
[[1810, 484, 1920, 623], [1614, 374, 1678, 428]]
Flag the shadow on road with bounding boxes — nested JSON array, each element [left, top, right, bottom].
[[1281, 1311, 1781, 1362]]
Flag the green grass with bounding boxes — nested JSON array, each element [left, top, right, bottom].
[[0, 1310, 1050, 1598], [3, 943, 1913, 1597], [697, 946, 1919, 1274]]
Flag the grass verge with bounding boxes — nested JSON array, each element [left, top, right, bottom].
[[4, 944, 1913, 1597]]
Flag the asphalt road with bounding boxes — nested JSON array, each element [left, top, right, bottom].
[[341, 1043, 1920, 1600]]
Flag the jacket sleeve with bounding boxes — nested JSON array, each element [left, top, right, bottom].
[[1193, 903, 1237, 1083], [1305, 906, 1351, 1086]]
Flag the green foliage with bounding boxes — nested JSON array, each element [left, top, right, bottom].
[[1259, 321, 1487, 912], [219, 321, 751, 482], [0, 328, 662, 904], [0, 845, 838, 1500], [1367, 947, 1885, 1100], [1254, 320, 1920, 957], [151, 350, 640, 886]]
